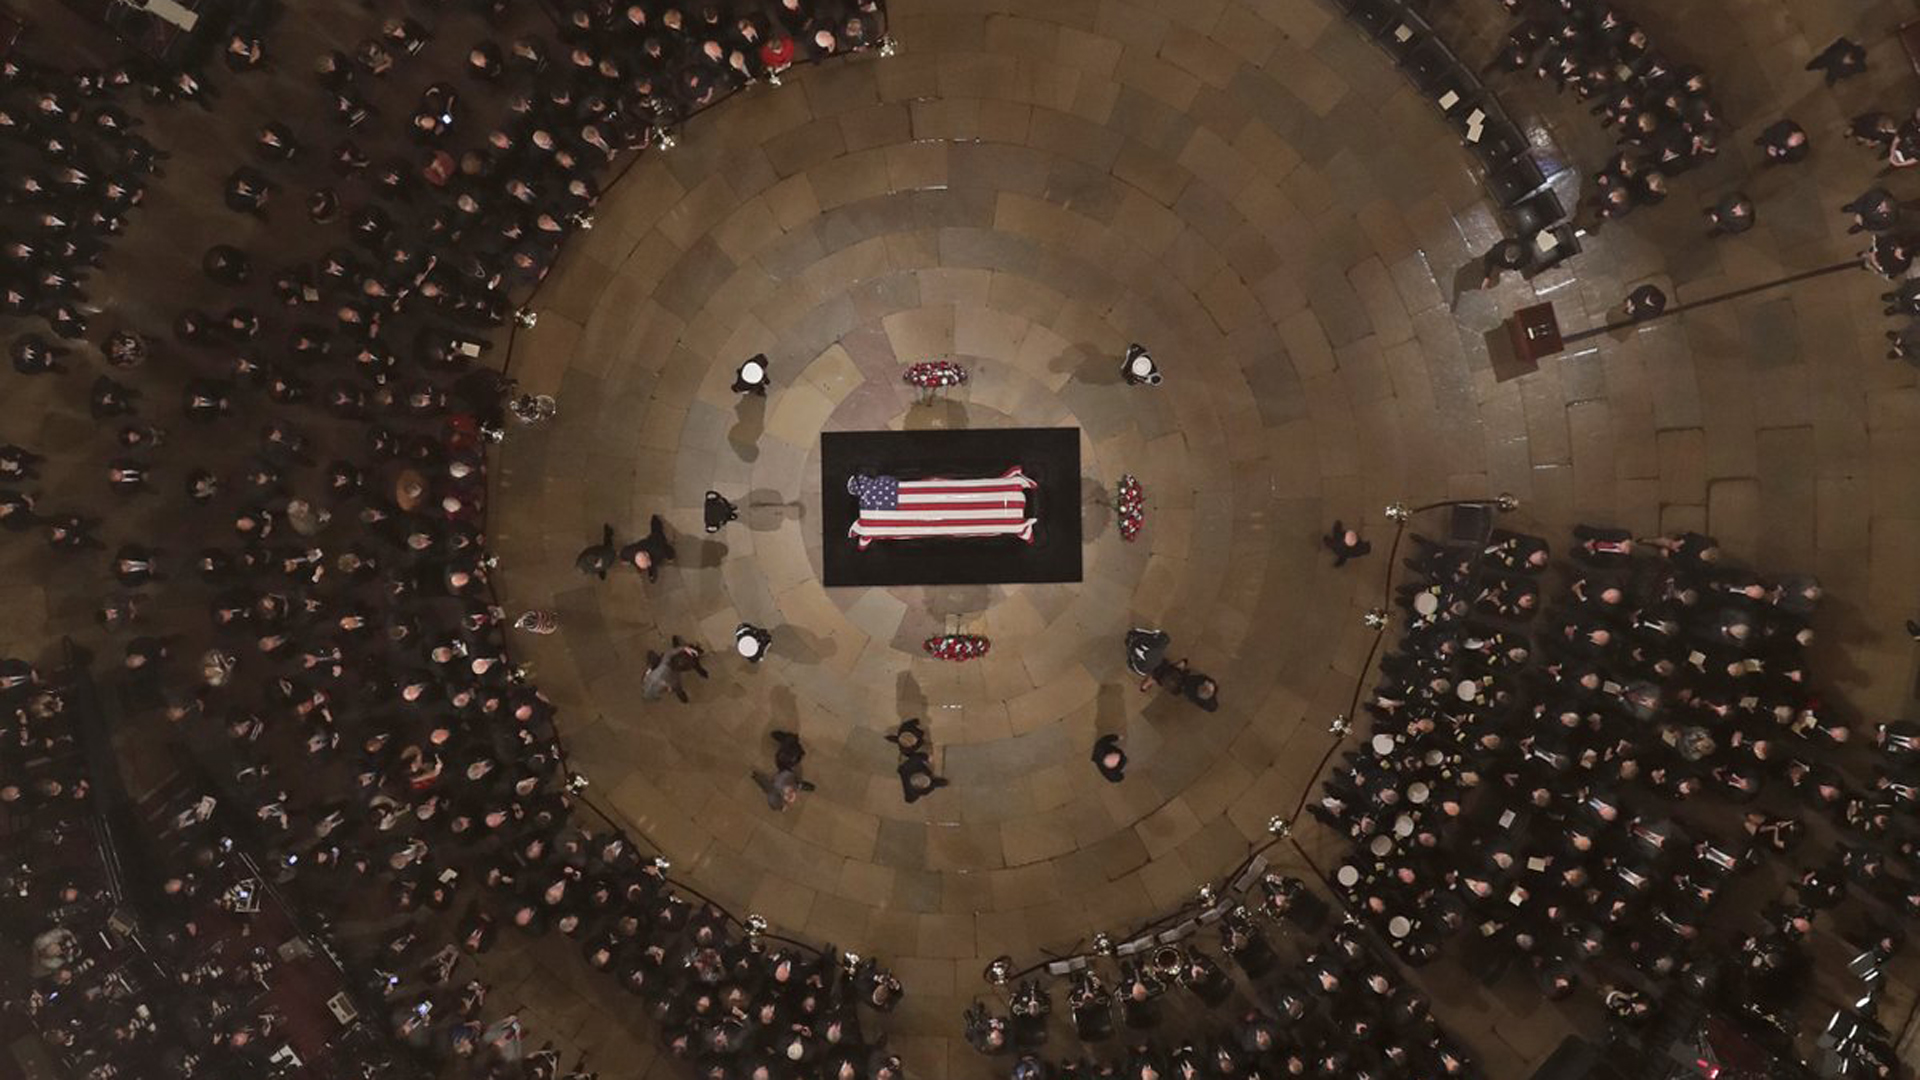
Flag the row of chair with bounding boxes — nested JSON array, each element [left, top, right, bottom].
[[1330, 0, 1579, 261]]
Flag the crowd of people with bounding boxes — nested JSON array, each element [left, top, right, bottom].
[[0, 663, 141, 1079], [964, 907, 1482, 1080], [1485, 0, 1920, 367], [1, 0, 893, 1076], [435, 816, 909, 1080], [2, 660, 419, 1080], [1482, 0, 1728, 226], [1847, 108, 1920, 360], [1311, 522, 1912, 1069], [11, 0, 1915, 1074], [0, 50, 163, 382], [1847, 103, 1920, 171]]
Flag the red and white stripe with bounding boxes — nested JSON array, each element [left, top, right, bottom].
[[851, 466, 1038, 549]]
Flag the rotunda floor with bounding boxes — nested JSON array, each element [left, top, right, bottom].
[[485, 0, 1920, 1074]]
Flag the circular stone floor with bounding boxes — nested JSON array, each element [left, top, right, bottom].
[[489, 0, 1920, 1072]]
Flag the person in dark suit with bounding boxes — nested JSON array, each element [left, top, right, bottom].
[[1805, 37, 1866, 85], [885, 718, 927, 754], [1324, 521, 1371, 566], [1623, 284, 1667, 322], [1479, 238, 1529, 288], [1756, 119, 1808, 164], [224, 165, 273, 215], [731, 353, 770, 395], [1704, 192, 1753, 236], [897, 752, 948, 803], [1846, 188, 1898, 234], [734, 622, 772, 662], [1866, 233, 1913, 279], [772, 729, 805, 772], [10, 333, 67, 375], [1091, 734, 1127, 782], [575, 524, 616, 578], [1150, 659, 1219, 713], [0, 444, 43, 482], [620, 515, 676, 581], [1125, 628, 1169, 676], [1849, 111, 1898, 152], [459, 908, 498, 953]]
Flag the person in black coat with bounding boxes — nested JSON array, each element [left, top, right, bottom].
[[1805, 37, 1866, 85], [10, 333, 66, 374], [1092, 734, 1127, 782], [0, 444, 43, 481], [1623, 284, 1667, 322], [1756, 119, 1809, 164], [575, 523, 616, 578], [1479, 237, 1529, 288], [732, 353, 770, 395], [224, 165, 273, 214], [620, 514, 676, 580], [203, 244, 251, 284], [1847, 187, 1898, 234], [1149, 659, 1219, 712], [1704, 192, 1753, 236], [896, 753, 948, 804], [1324, 521, 1371, 566]]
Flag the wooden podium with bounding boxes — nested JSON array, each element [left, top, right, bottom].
[[1508, 303, 1564, 363], [1487, 302, 1563, 383]]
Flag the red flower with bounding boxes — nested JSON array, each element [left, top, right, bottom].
[[924, 634, 990, 661], [1117, 475, 1145, 541], [904, 360, 968, 389]]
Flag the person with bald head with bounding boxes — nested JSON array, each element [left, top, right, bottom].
[[620, 514, 676, 580], [1091, 734, 1127, 782], [1322, 520, 1371, 566]]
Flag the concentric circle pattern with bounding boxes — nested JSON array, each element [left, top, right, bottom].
[[490, 0, 1916, 1072]]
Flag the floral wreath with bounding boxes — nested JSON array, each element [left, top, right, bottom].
[[924, 634, 990, 661], [1117, 474, 1145, 542], [903, 359, 969, 389]]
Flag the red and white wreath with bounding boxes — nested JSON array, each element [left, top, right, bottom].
[[903, 360, 969, 389], [1117, 474, 1145, 542], [924, 634, 990, 661]]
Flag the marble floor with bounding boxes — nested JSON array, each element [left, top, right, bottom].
[[0, 0, 1915, 1073], [482, 0, 1920, 1075]]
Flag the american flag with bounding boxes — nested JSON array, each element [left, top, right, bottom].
[[847, 467, 1038, 549]]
